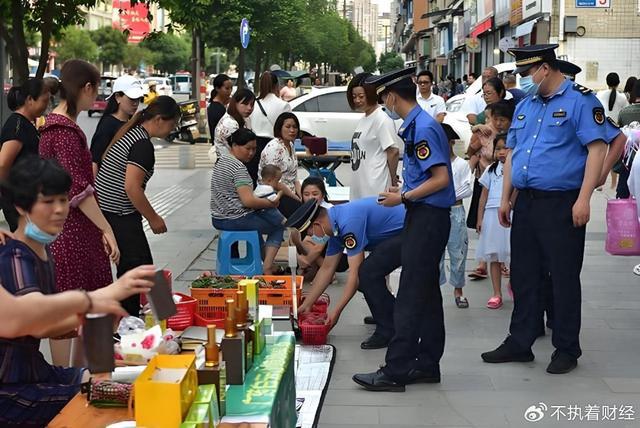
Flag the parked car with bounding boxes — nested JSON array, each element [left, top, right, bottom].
[[169, 73, 191, 94], [143, 77, 173, 97], [443, 62, 518, 147], [88, 75, 116, 117]]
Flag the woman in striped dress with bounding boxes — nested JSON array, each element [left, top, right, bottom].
[[95, 96, 180, 315]]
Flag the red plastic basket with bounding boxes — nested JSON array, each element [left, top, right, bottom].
[[299, 312, 330, 345], [166, 293, 197, 330], [193, 311, 226, 328], [307, 293, 330, 313]]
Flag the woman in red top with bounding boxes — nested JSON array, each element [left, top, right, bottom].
[[39, 59, 120, 367]]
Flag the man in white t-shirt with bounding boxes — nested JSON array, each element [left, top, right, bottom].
[[415, 70, 446, 122]]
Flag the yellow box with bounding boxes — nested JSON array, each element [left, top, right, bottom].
[[135, 354, 198, 428], [239, 279, 259, 320]]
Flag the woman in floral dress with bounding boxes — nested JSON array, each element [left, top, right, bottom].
[[39, 60, 120, 366]]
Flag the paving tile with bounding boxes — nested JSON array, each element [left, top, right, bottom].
[[377, 405, 471, 426], [602, 377, 640, 393], [319, 406, 379, 425]]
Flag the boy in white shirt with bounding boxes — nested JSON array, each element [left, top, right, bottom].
[[253, 164, 283, 202], [439, 123, 473, 308]]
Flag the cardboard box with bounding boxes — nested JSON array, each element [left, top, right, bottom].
[[239, 279, 259, 321], [135, 354, 198, 428]]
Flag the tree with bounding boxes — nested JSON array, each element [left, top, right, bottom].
[[56, 27, 98, 64], [378, 52, 404, 73], [90, 26, 127, 68], [122, 44, 156, 71], [140, 32, 190, 74], [0, 0, 99, 84]]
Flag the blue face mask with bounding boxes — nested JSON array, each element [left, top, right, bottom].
[[519, 75, 538, 96], [311, 234, 330, 245], [25, 215, 58, 245], [383, 106, 401, 121]]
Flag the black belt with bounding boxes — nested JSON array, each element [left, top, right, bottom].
[[520, 188, 580, 199]]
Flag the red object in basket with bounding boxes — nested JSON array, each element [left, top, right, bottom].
[[193, 312, 226, 328], [299, 312, 330, 345], [166, 292, 197, 330]]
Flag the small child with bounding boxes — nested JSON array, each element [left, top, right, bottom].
[[476, 133, 510, 309], [439, 123, 473, 308], [254, 164, 282, 202]]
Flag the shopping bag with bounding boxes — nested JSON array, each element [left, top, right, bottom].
[[605, 198, 640, 256]]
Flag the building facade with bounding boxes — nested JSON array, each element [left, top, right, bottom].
[[391, 0, 639, 88], [337, 0, 380, 47]]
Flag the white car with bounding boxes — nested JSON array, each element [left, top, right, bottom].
[[143, 77, 173, 97], [443, 62, 518, 147]]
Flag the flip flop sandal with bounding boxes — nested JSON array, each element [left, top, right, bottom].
[[486, 296, 503, 309], [501, 265, 510, 278], [455, 296, 469, 308], [468, 268, 488, 279]]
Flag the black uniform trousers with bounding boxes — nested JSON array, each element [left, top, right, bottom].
[[505, 189, 585, 359], [104, 211, 154, 316], [384, 203, 450, 382], [358, 234, 402, 340]]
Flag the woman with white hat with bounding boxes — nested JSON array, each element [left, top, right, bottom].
[[90, 75, 144, 175]]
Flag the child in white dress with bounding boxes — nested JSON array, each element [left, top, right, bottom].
[[476, 134, 510, 309]]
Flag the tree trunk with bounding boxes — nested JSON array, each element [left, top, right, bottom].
[[253, 43, 262, 95], [2, 0, 30, 85], [237, 47, 246, 90], [36, 1, 55, 78], [191, 28, 198, 101]]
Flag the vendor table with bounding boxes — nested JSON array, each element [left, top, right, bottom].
[[49, 333, 297, 428]]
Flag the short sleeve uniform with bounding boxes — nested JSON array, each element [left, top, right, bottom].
[[508, 80, 609, 191], [350, 107, 402, 199], [325, 197, 405, 257], [399, 105, 455, 208], [0, 112, 39, 165], [90, 115, 126, 165]]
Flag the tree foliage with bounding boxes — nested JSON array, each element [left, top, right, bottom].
[[0, 0, 99, 84], [90, 26, 127, 67], [378, 52, 404, 73], [122, 44, 156, 71], [56, 27, 98, 64], [140, 31, 190, 74]]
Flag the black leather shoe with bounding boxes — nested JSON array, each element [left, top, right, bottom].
[[481, 343, 535, 363], [406, 369, 441, 384], [360, 334, 390, 350], [363, 316, 376, 325], [546, 351, 577, 374], [352, 369, 405, 392]]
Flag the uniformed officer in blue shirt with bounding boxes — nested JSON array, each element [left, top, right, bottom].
[[350, 67, 455, 392], [481, 45, 608, 375], [286, 198, 405, 349]]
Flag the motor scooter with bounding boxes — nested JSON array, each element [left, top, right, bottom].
[[167, 99, 200, 143]]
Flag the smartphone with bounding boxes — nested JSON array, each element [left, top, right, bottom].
[[148, 269, 177, 321], [83, 313, 116, 374]]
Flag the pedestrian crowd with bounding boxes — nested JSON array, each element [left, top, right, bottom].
[[0, 42, 636, 424]]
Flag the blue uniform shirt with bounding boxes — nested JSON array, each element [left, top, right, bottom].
[[508, 79, 608, 191], [399, 105, 455, 208], [326, 197, 405, 257]]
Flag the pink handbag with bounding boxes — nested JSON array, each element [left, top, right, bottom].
[[606, 198, 640, 256]]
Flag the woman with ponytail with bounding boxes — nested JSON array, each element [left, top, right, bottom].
[[96, 95, 180, 315], [597, 72, 628, 124], [207, 74, 232, 135], [39, 59, 120, 367], [0, 78, 54, 230]]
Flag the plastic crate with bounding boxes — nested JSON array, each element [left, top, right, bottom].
[[166, 293, 197, 330], [190, 275, 245, 318], [254, 275, 304, 307], [299, 312, 329, 345], [193, 311, 226, 328]]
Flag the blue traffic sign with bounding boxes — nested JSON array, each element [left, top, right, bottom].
[[240, 18, 250, 49]]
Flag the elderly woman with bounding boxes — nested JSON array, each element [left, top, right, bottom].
[[211, 128, 285, 274]]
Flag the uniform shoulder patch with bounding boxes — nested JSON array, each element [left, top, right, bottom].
[[593, 107, 605, 125], [607, 116, 620, 128], [415, 140, 431, 160], [572, 83, 593, 95], [343, 233, 357, 250]]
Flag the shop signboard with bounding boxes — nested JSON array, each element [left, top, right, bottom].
[[112, 0, 150, 44], [466, 37, 481, 52], [510, 0, 524, 25], [576, 0, 610, 7]]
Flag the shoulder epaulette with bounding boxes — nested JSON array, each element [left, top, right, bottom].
[[572, 83, 592, 95]]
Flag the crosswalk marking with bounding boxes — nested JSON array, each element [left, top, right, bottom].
[[154, 144, 213, 169]]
